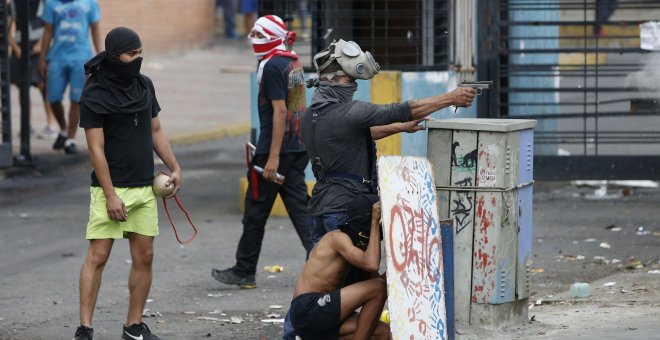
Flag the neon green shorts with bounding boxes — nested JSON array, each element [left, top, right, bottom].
[[86, 186, 159, 239]]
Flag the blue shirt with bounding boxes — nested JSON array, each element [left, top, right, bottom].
[[43, 0, 100, 62]]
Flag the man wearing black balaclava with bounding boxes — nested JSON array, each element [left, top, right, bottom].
[[73, 27, 181, 340]]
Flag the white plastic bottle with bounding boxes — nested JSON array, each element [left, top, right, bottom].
[[569, 282, 591, 298]]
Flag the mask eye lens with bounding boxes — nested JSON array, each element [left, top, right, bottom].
[[342, 41, 362, 57], [356, 63, 365, 74]]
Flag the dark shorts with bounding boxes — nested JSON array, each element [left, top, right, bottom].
[[10, 42, 43, 87], [290, 290, 341, 340]]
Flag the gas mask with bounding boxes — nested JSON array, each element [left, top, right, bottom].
[[313, 39, 380, 80]]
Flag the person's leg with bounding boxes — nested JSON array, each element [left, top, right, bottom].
[[338, 278, 388, 340], [67, 102, 80, 139], [37, 82, 56, 129], [338, 317, 390, 340], [279, 153, 313, 254], [233, 167, 280, 276], [79, 239, 114, 327], [46, 60, 67, 132], [67, 60, 85, 140], [126, 233, 155, 325], [222, 0, 237, 38], [51, 101, 66, 131]]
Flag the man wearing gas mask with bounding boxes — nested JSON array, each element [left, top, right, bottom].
[[302, 39, 476, 243]]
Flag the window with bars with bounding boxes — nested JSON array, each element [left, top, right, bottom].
[[259, 0, 450, 72]]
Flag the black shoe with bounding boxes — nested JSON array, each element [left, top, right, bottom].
[[73, 325, 93, 340], [64, 143, 78, 154], [53, 134, 67, 150], [211, 267, 256, 289], [122, 322, 161, 340]]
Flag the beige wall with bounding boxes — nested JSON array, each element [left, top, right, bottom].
[[97, 0, 215, 55]]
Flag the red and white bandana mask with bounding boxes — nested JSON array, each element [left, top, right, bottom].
[[249, 15, 298, 83]]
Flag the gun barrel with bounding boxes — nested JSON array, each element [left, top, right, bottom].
[[459, 80, 493, 88]]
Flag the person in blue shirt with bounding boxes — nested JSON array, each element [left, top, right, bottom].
[[39, 0, 102, 154]]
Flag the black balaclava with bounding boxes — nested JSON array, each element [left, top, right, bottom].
[[339, 194, 380, 248], [79, 27, 151, 115]]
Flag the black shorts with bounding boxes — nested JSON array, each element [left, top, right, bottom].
[[290, 290, 341, 340], [10, 41, 42, 87]]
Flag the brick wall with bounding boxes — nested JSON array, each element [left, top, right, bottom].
[[96, 0, 215, 55]]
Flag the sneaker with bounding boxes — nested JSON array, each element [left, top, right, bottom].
[[37, 126, 58, 140], [64, 143, 78, 155], [122, 322, 161, 340], [211, 267, 256, 289], [73, 325, 94, 340], [53, 133, 67, 150]]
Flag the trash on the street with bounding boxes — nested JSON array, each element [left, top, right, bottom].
[[261, 318, 285, 323], [264, 265, 284, 272], [230, 316, 243, 324], [611, 259, 621, 264], [209, 310, 223, 314], [599, 242, 611, 249], [531, 268, 544, 273], [265, 313, 281, 318], [626, 257, 644, 269], [584, 238, 597, 243], [197, 316, 221, 322], [142, 309, 162, 318], [603, 282, 616, 287], [636, 226, 651, 236], [208, 292, 226, 298], [648, 270, 660, 274], [183, 311, 196, 315], [146, 299, 154, 303], [267, 275, 277, 279], [269, 305, 283, 309], [569, 282, 591, 298], [576, 255, 585, 260]]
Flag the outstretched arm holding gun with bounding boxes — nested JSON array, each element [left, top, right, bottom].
[[455, 80, 492, 112]]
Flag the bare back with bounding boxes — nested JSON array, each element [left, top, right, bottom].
[[293, 231, 351, 297]]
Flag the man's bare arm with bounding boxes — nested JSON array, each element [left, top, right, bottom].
[[408, 87, 476, 120], [152, 116, 181, 198], [370, 118, 429, 140], [85, 128, 127, 221], [90, 22, 102, 53], [263, 99, 286, 182]]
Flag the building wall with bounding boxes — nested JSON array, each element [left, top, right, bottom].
[[97, 0, 215, 55]]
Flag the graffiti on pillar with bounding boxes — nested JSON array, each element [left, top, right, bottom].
[[450, 177, 473, 235], [378, 156, 447, 340], [462, 149, 477, 168]]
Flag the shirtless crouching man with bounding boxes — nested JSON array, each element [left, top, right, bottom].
[[289, 194, 390, 340]]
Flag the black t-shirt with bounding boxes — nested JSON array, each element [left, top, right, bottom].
[[255, 55, 306, 155], [79, 78, 161, 187]]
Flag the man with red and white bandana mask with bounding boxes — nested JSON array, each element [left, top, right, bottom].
[[212, 15, 313, 291]]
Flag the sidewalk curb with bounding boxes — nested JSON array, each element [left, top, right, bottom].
[[169, 122, 251, 146]]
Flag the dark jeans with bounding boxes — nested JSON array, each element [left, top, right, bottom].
[[283, 210, 349, 340], [233, 152, 313, 276]]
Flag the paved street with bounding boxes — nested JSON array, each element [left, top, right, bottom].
[[0, 38, 659, 339]]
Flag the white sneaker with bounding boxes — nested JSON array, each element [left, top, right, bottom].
[[36, 126, 58, 140]]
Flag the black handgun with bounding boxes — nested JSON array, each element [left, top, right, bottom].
[[455, 80, 492, 112]]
